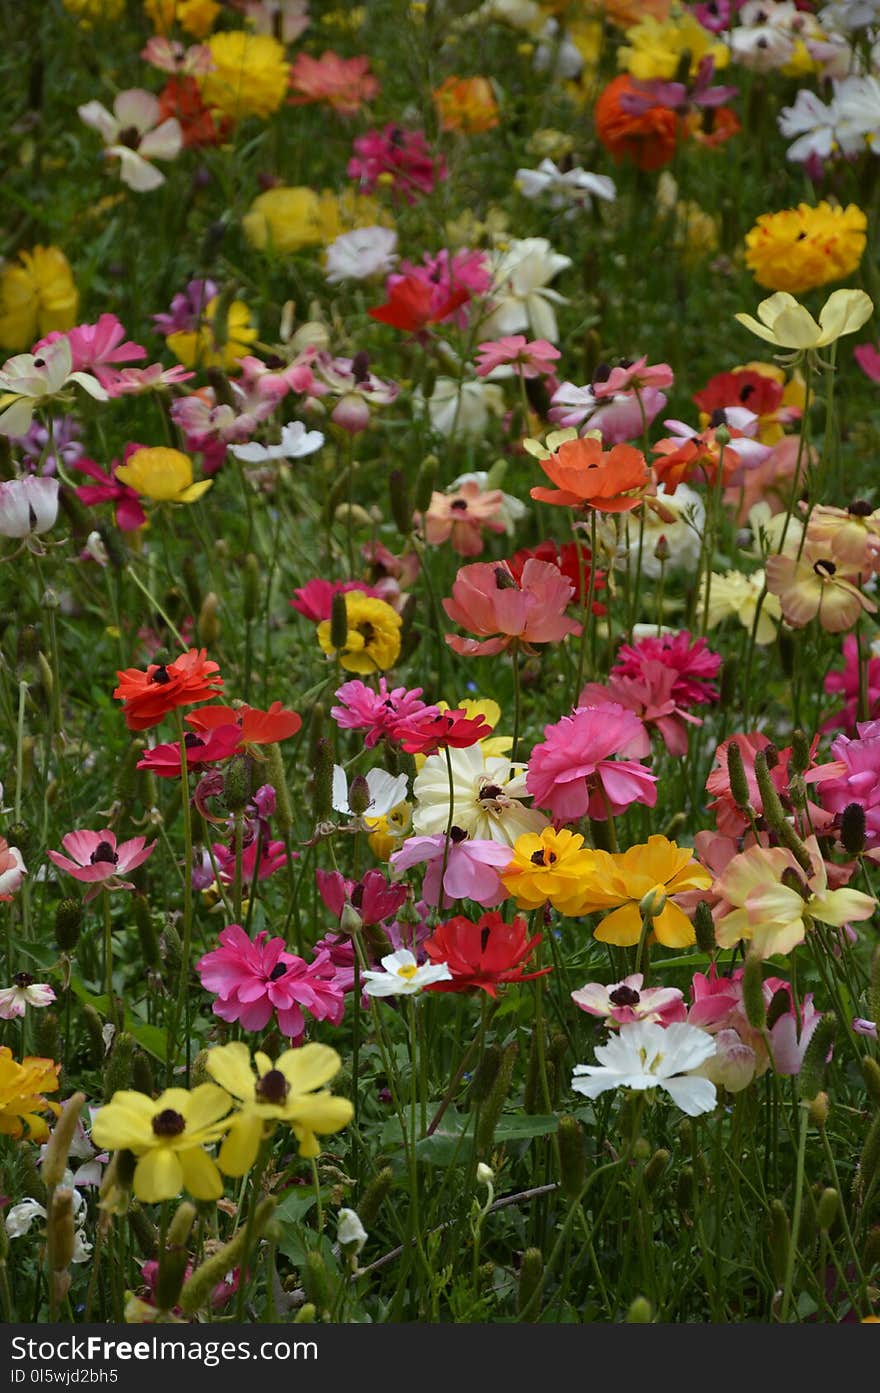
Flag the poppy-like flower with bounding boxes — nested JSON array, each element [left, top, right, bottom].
[[735, 289, 873, 353], [423, 480, 510, 558], [393, 708, 493, 757], [196, 925, 345, 1041], [325, 227, 398, 285], [311, 352, 399, 433], [526, 704, 657, 822], [0, 477, 59, 541], [516, 160, 616, 212], [443, 558, 580, 657], [229, 421, 325, 464], [0, 975, 56, 1021], [390, 832, 511, 909], [500, 827, 600, 915], [362, 948, 453, 997], [389, 249, 491, 329], [0, 246, 79, 353], [368, 276, 470, 334], [744, 202, 867, 295], [475, 336, 561, 379], [186, 700, 302, 751], [432, 75, 499, 133], [693, 365, 802, 445], [0, 1049, 60, 1142], [113, 648, 224, 731], [205, 837, 287, 889], [825, 634, 880, 733], [412, 744, 546, 844], [78, 89, 183, 192], [115, 446, 212, 505], [821, 721, 880, 848], [198, 31, 288, 120], [550, 380, 668, 446], [595, 74, 678, 171], [579, 665, 699, 759], [0, 839, 26, 902], [510, 540, 607, 612], [289, 51, 379, 115], [317, 591, 402, 674], [423, 912, 549, 997], [205, 1042, 353, 1173], [136, 725, 241, 778], [765, 539, 877, 633], [0, 339, 107, 437], [614, 631, 721, 707], [166, 296, 258, 372], [619, 11, 729, 81], [572, 973, 686, 1027], [144, 0, 219, 37], [652, 413, 772, 491], [348, 125, 443, 202], [572, 1020, 717, 1117], [315, 868, 407, 927], [480, 237, 572, 344], [141, 36, 215, 75], [91, 1084, 232, 1203], [571, 836, 711, 946], [330, 678, 429, 748], [699, 568, 781, 645], [529, 432, 650, 513], [47, 829, 157, 901], [157, 75, 230, 148], [415, 376, 505, 439]]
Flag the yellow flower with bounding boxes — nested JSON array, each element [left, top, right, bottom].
[[91, 1085, 233, 1203], [205, 1041, 353, 1172], [619, 13, 728, 81], [199, 32, 289, 121], [744, 203, 867, 295], [366, 800, 412, 860], [698, 569, 781, 645], [116, 447, 213, 504], [433, 76, 500, 133], [314, 188, 393, 245], [317, 592, 402, 674], [735, 289, 874, 352], [571, 835, 711, 947], [144, 0, 219, 37], [166, 295, 258, 371], [0, 1048, 60, 1143], [501, 827, 600, 915], [0, 246, 79, 353], [243, 187, 325, 255], [62, 0, 125, 23], [765, 538, 877, 634]]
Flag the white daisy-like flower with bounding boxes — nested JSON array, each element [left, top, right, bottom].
[[78, 89, 182, 193], [324, 227, 398, 284], [515, 159, 616, 212], [479, 237, 572, 344], [571, 1020, 718, 1117], [332, 766, 409, 819], [229, 420, 325, 463], [362, 949, 452, 997], [412, 744, 548, 845], [5, 1172, 92, 1262], [778, 89, 840, 163]]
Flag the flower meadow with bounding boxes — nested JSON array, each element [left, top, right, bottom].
[[3, 0, 880, 1332]]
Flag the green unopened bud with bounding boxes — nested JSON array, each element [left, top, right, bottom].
[[163, 920, 182, 980], [714, 424, 731, 446], [840, 802, 866, 855], [312, 738, 333, 822], [303, 1250, 331, 1312], [808, 1091, 829, 1129], [49, 1189, 75, 1273], [389, 470, 413, 535], [644, 1148, 670, 1195], [558, 1114, 586, 1200], [156, 1204, 197, 1311], [518, 1248, 543, 1318], [469, 1043, 502, 1105], [265, 743, 293, 835], [131, 1051, 154, 1096], [43, 1093, 87, 1191], [856, 1113, 880, 1208], [817, 1187, 839, 1233], [82, 1004, 105, 1065], [768, 1198, 790, 1285], [862, 1056, 880, 1107], [16, 625, 40, 665], [294, 1303, 317, 1323], [132, 895, 160, 970], [54, 898, 83, 952], [5, 822, 29, 857], [339, 902, 363, 937], [103, 1033, 135, 1101], [742, 954, 766, 1031], [415, 455, 438, 515], [197, 592, 221, 647], [798, 1013, 837, 1101], [179, 1199, 276, 1315], [421, 361, 437, 403], [726, 741, 752, 813], [348, 775, 371, 817], [476, 1040, 518, 1156], [358, 1166, 394, 1229], [329, 591, 348, 654], [626, 1296, 653, 1323], [676, 1165, 694, 1216], [224, 754, 252, 814], [790, 729, 811, 775], [242, 553, 260, 623], [693, 900, 716, 954], [639, 887, 667, 918]]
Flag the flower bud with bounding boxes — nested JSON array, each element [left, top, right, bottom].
[[48, 1188, 75, 1273], [517, 1248, 543, 1318], [42, 1093, 87, 1192], [790, 728, 811, 776], [639, 886, 667, 918], [841, 802, 867, 855], [415, 455, 438, 515], [626, 1296, 653, 1323], [557, 1114, 585, 1200], [817, 1187, 839, 1233], [197, 592, 220, 648], [799, 1013, 836, 1101], [180, 1199, 276, 1315], [742, 953, 766, 1031], [808, 1091, 829, 1129], [861, 1056, 880, 1107], [303, 1249, 331, 1312], [162, 920, 183, 980], [337, 1208, 367, 1257], [469, 1043, 502, 1105], [863, 1225, 880, 1271], [223, 754, 252, 814], [714, 424, 731, 446], [294, 1303, 317, 1323], [156, 1202, 197, 1312], [265, 743, 293, 836], [726, 741, 752, 813], [329, 591, 348, 654], [348, 775, 371, 817], [357, 1166, 393, 1229], [5, 822, 30, 857], [653, 534, 670, 564], [476, 1040, 518, 1156], [103, 1033, 135, 1102], [54, 897, 83, 952], [694, 900, 716, 954], [644, 1148, 670, 1195], [312, 738, 334, 823], [82, 1003, 106, 1065]]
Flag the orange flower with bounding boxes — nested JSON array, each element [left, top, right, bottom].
[[114, 648, 224, 731], [529, 435, 649, 513], [433, 76, 499, 134], [685, 106, 740, 149], [595, 74, 678, 172], [186, 700, 302, 751]]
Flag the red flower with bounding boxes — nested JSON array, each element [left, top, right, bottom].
[[186, 701, 302, 748], [113, 648, 224, 731], [510, 540, 607, 614], [423, 912, 551, 997], [158, 76, 229, 147], [368, 276, 470, 334], [392, 707, 492, 755], [595, 75, 678, 172], [137, 724, 242, 777]]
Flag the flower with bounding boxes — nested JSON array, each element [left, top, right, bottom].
[[572, 973, 686, 1027], [157, 75, 229, 147], [526, 704, 657, 822], [78, 90, 183, 192], [825, 635, 880, 733], [0, 1050, 60, 1142], [706, 732, 840, 839], [315, 868, 407, 927], [744, 203, 867, 295], [0, 247, 79, 352], [0, 975, 55, 1021], [368, 276, 470, 334], [317, 591, 402, 674], [362, 948, 453, 997], [480, 237, 572, 343], [389, 249, 491, 328], [613, 631, 720, 707], [325, 227, 398, 284], [144, 0, 219, 36], [113, 648, 224, 731], [91, 1084, 232, 1203], [289, 51, 379, 114], [415, 377, 505, 438], [348, 125, 443, 201], [393, 708, 493, 756], [5, 1172, 91, 1263], [47, 829, 157, 901], [765, 539, 877, 633], [699, 568, 781, 645], [595, 75, 678, 171], [332, 766, 409, 820], [0, 839, 26, 902], [115, 447, 212, 505], [0, 477, 59, 540], [136, 724, 241, 778], [570, 836, 711, 946], [735, 290, 873, 352], [443, 558, 580, 657], [229, 421, 325, 463], [475, 336, 560, 379], [204, 1042, 353, 1172], [432, 76, 500, 133], [141, 37, 215, 75], [0, 339, 108, 437], [331, 678, 429, 748], [515, 160, 616, 211], [529, 433, 650, 513], [572, 1020, 717, 1117], [423, 480, 511, 558], [619, 12, 728, 81], [500, 827, 600, 915], [337, 1209, 368, 1255], [196, 925, 345, 1041], [198, 32, 289, 120], [166, 296, 258, 371], [821, 722, 880, 848], [390, 833, 511, 909], [412, 744, 547, 844], [423, 912, 549, 996], [186, 701, 302, 750]]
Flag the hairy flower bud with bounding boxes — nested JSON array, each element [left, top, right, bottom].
[[558, 1114, 586, 1200], [799, 1013, 837, 1101], [742, 953, 767, 1032], [357, 1166, 393, 1230], [223, 754, 252, 814], [626, 1296, 653, 1323], [841, 802, 867, 856], [180, 1199, 276, 1315], [42, 1093, 87, 1192], [54, 897, 83, 952], [476, 1040, 518, 1156], [726, 741, 752, 813], [517, 1248, 543, 1319], [329, 591, 348, 655], [415, 455, 438, 516], [817, 1187, 839, 1233]]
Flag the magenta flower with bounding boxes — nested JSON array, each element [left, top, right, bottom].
[[390, 832, 511, 908], [612, 632, 721, 708], [208, 838, 287, 887], [443, 558, 581, 657], [47, 829, 156, 901], [331, 677, 429, 747], [196, 925, 345, 1042], [153, 278, 218, 336], [855, 342, 880, 384], [290, 578, 384, 624], [316, 868, 407, 926], [388, 249, 490, 328], [73, 454, 147, 532], [820, 720, 880, 848], [475, 336, 561, 379], [824, 634, 880, 733], [348, 124, 445, 202], [572, 973, 685, 1027], [35, 314, 145, 382], [526, 703, 658, 821]]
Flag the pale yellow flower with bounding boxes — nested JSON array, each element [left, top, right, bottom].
[[699, 569, 781, 645], [735, 290, 873, 352]]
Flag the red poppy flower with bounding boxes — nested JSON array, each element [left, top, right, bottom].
[[113, 649, 224, 732], [368, 276, 470, 333], [136, 725, 242, 778], [423, 912, 551, 997], [693, 370, 784, 420], [158, 76, 230, 148], [186, 701, 302, 748], [392, 708, 492, 755]]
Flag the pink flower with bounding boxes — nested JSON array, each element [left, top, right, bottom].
[[579, 665, 700, 758], [97, 363, 195, 398], [612, 631, 721, 707], [207, 838, 287, 887], [390, 833, 511, 908], [315, 868, 407, 926], [141, 38, 214, 76], [171, 390, 273, 472], [47, 829, 156, 902], [0, 839, 26, 902], [443, 557, 581, 657], [475, 336, 561, 379], [331, 677, 429, 747], [591, 356, 674, 399], [706, 732, 841, 837], [73, 453, 147, 532], [854, 342, 880, 384], [0, 975, 56, 1021], [824, 634, 880, 733], [385, 248, 490, 328], [154, 279, 218, 337], [424, 481, 509, 557], [196, 925, 345, 1042], [687, 963, 821, 1078], [571, 973, 685, 1026], [289, 52, 379, 115], [526, 703, 658, 821], [348, 124, 445, 202], [820, 720, 880, 847], [550, 381, 668, 445], [35, 315, 145, 378]]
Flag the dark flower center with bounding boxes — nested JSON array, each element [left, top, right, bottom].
[[255, 1068, 290, 1104], [494, 566, 517, 590], [350, 350, 370, 385], [813, 559, 836, 577], [530, 849, 556, 865], [592, 362, 612, 386], [117, 126, 141, 150], [268, 962, 288, 981], [150, 664, 172, 685], [450, 826, 468, 844], [849, 499, 873, 517], [739, 382, 755, 403], [184, 733, 205, 749], [709, 408, 727, 428], [450, 499, 468, 511], [609, 985, 641, 1007], [90, 840, 118, 866], [13, 972, 34, 989], [480, 784, 503, 801], [152, 1109, 186, 1138]]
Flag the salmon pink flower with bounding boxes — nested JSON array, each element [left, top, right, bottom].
[[289, 52, 379, 115], [510, 541, 607, 613], [653, 412, 772, 491], [526, 704, 658, 821], [572, 973, 686, 1027], [579, 666, 700, 758], [47, 830, 156, 902], [475, 336, 561, 379], [423, 480, 510, 557], [706, 732, 841, 837], [113, 648, 223, 731], [390, 832, 511, 909], [423, 912, 550, 997], [0, 840, 26, 902], [529, 432, 650, 513], [443, 558, 581, 657], [196, 925, 345, 1042]]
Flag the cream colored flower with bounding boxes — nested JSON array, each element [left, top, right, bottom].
[[412, 744, 547, 845], [735, 289, 873, 352], [698, 568, 781, 645]]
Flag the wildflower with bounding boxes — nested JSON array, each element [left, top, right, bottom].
[[500, 827, 600, 915], [115, 447, 212, 505], [475, 336, 560, 379], [572, 974, 686, 1027], [595, 75, 678, 171], [389, 249, 491, 329], [572, 836, 711, 946], [443, 557, 580, 657], [745, 203, 867, 296], [423, 912, 549, 997], [0, 247, 79, 353], [186, 701, 302, 751], [825, 635, 880, 733], [316, 591, 402, 674], [332, 766, 409, 820], [615, 632, 720, 707], [289, 51, 379, 115], [415, 377, 505, 438], [693, 365, 803, 446], [765, 539, 877, 633], [0, 1049, 60, 1142], [652, 413, 772, 491], [0, 975, 55, 1021], [571, 1020, 717, 1117], [5, 1171, 91, 1263], [0, 839, 26, 902], [91, 1084, 231, 1202], [78, 90, 183, 192], [363, 948, 452, 997], [432, 76, 500, 133], [510, 540, 606, 610], [619, 12, 729, 81], [141, 37, 215, 75], [348, 125, 444, 201], [368, 276, 470, 334], [526, 704, 657, 822], [337, 1209, 368, 1256], [412, 744, 547, 844], [325, 227, 398, 284], [423, 480, 510, 558], [481, 237, 571, 343], [196, 925, 345, 1041], [550, 379, 668, 446], [157, 74, 229, 147], [700, 568, 781, 645], [311, 352, 399, 432], [516, 160, 616, 212], [315, 868, 407, 927], [198, 32, 288, 120], [136, 725, 241, 778], [113, 648, 224, 731], [143, 0, 219, 37], [205, 1042, 353, 1173], [0, 477, 59, 541], [529, 432, 650, 513], [706, 731, 839, 839], [390, 833, 511, 909], [0, 339, 107, 437], [579, 666, 701, 758], [72, 452, 149, 533], [229, 421, 325, 464], [393, 708, 493, 757], [153, 277, 218, 336], [47, 829, 157, 902], [166, 296, 258, 371], [735, 289, 873, 353], [330, 677, 429, 748]]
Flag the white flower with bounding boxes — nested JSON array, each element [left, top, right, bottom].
[[450, 470, 528, 534], [0, 843, 26, 898], [480, 237, 572, 344], [412, 745, 547, 845], [0, 976, 55, 1020], [84, 531, 109, 566], [476, 1162, 495, 1185], [819, 0, 880, 31], [415, 376, 506, 438], [337, 1207, 368, 1255], [571, 1020, 718, 1117], [362, 949, 452, 997], [0, 339, 107, 436], [779, 89, 840, 162], [834, 75, 880, 154], [78, 90, 182, 193], [229, 421, 325, 463], [533, 18, 585, 79], [0, 476, 60, 539], [325, 227, 398, 284], [332, 766, 409, 819], [516, 159, 616, 212], [5, 1174, 92, 1262], [612, 482, 704, 581]]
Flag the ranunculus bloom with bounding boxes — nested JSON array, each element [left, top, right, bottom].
[[595, 74, 678, 171], [198, 31, 289, 120], [115, 447, 212, 505], [432, 75, 499, 133], [113, 648, 224, 731], [315, 868, 407, 927], [368, 276, 469, 334], [136, 725, 242, 778], [73, 456, 147, 532], [390, 833, 511, 909], [706, 731, 840, 838], [529, 433, 650, 512], [423, 913, 550, 996], [735, 289, 873, 352], [0, 245, 79, 353], [526, 703, 658, 821], [316, 592, 402, 674], [0, 975, 56, 1021], [443, 558, 581, 657], [47, 829, 156, 902], [569, 836, 711, 947], [572, 973, 686, 1027], [500, 827, 601, 915], [766, 538, 877, 633], [196, 925, 345, 1042], [331, 678, 429, 748], [289, 51, 379, 115], [393, 708, 492, 757], [0, 477, 59, 540], [819, 720, 880, 848], [475, 336, 561, 379], [186, 700, 302, 749], [0, 839, 26, 902], [423, 480, 510, 557], [348, 125, 443, 201]]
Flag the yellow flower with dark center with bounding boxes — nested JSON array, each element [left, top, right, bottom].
[[166, 295, 258, 371], [0, 246, 79, 353], [317, 592, 402, 674], [205, 1041, 353, 1173], [0, 1048, 60, 1142], [199, 32, 289, 121], [501, 827, 600, 915], [90, 1084, 233, 1203], [745, 203, 867, 296], [570, 835, 711, 947], [116, 447, 212, 504]]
